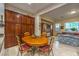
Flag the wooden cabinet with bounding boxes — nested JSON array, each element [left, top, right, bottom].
[[5, 10, 35, 49]]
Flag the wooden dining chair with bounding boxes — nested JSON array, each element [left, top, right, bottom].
[[16, 35, 32, 56], [41, 32, 47, 37], [24, 32, 30, 37], [38, 37, 54, 56]]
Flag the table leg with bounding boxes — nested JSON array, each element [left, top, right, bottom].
[[31, 46, 37, 56]]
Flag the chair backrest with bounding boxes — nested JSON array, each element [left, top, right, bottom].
[[24, 32, 30, 36], [16, 35, 21, 46], [49, 38, 52, 45], [41, 32, 47, 37], [31, 34, 35, 38], [49, 36, 54, 47]]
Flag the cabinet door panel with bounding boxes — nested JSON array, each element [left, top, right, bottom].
[[5, 35, 17, 48], [30, 17, 34, 24], [27, 17, 31, 24], [26, 25, 30, 32], [21, 24, 27, 34], [15, 24, 21, 35], [5, 10, 17, 49], [21, 15, 27, 24], [30, 25, 34, 35], [5, 10, 15, 23], [5, 23, 15, 35], [14, 13, 21, 24]]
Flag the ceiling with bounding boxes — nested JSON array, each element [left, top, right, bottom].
[[6, 3, 58, 14], [42, 3, 79, 20], [6, 3, 79, 21]]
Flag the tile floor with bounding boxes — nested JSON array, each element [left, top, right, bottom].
[[3, 41, 79, 56], [53, 41, 79, 56], [4, 46, 54, 56], [0, 36, 79, 56]]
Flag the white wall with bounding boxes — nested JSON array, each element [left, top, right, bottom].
[[0, 3, 5, 56]]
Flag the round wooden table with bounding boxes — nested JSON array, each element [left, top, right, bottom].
[[22, 36, 48, 47], [22, 36, 48, 55]]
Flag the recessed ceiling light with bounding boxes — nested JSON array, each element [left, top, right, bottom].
[[27, 3, 32, 5], [70, 11, 76, 14]]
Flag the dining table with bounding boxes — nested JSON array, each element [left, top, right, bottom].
[[22, 36, 48, 55]]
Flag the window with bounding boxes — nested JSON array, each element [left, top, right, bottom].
[[64, 22, 79, 32], [55, 23, 61, 32]]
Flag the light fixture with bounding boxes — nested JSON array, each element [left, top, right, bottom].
[[70, 10, 76, 14], [16, 14, 20, 18], [27, 3, 32, 5]]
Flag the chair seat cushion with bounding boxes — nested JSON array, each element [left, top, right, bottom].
[[20, 44, 30, 51], [39, 45, 49, 48], [39, 45, 50, 52]]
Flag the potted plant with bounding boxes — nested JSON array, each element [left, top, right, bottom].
[[71, 28, 77, 31]]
